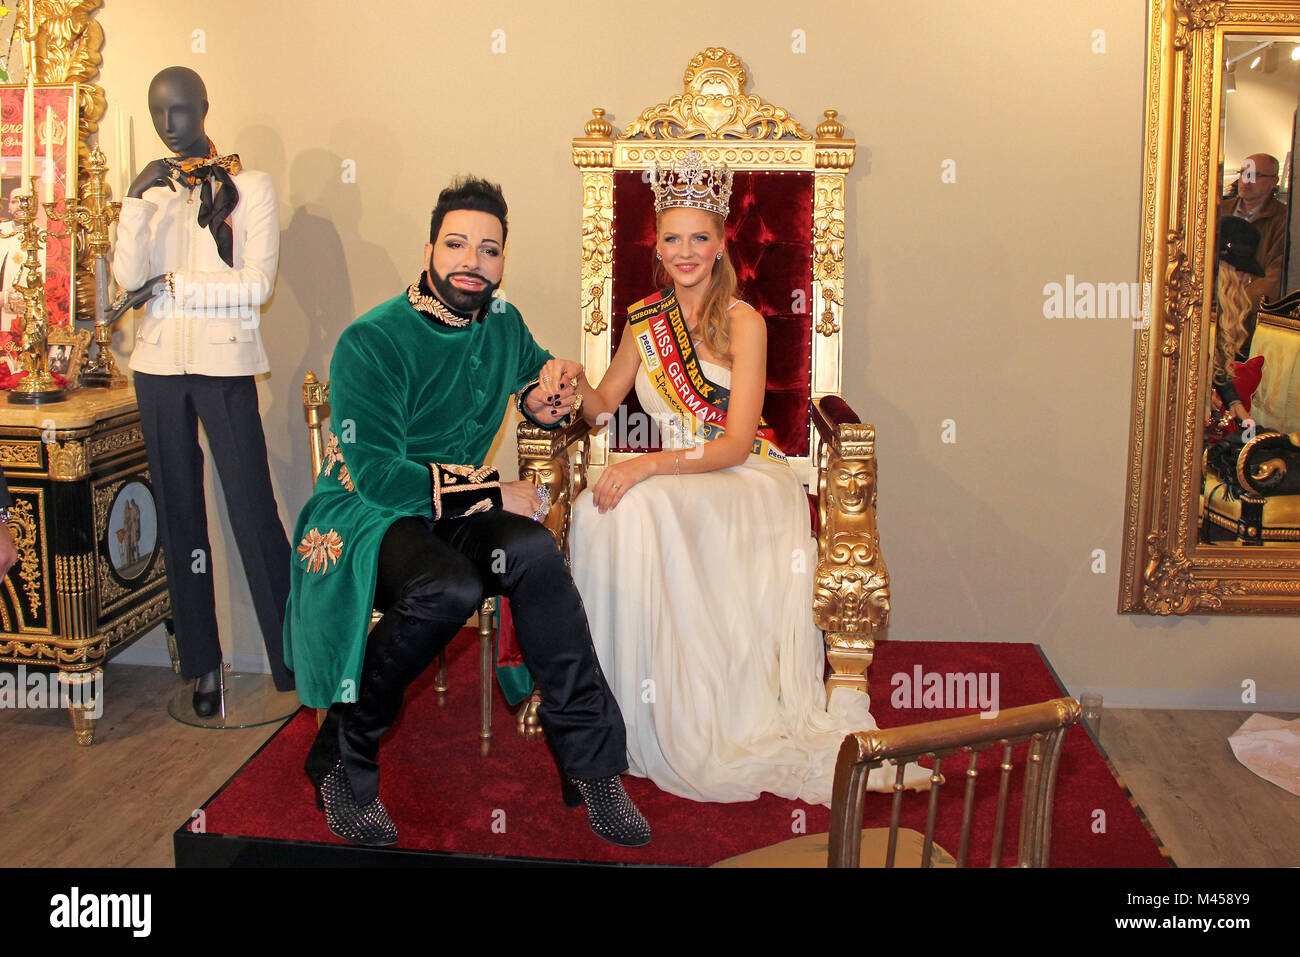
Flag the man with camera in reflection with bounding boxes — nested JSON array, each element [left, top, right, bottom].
[[1221, 152, 1288, 309]]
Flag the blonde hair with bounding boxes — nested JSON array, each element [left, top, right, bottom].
[[652, 211, 738, 360], [1214, 264, 1254, 378]]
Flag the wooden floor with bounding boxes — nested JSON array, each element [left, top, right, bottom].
[[0, 664, 1295, 867]]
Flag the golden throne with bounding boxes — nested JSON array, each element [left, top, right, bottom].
[[516, 47, 889, 703]]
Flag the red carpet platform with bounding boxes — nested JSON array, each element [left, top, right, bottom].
[[175, 637, 1171, 867]]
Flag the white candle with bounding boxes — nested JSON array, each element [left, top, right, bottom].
[[42, 107, 53, 204], [65, 97, 75, 200], [115, 105, 126, 199], [22, 0, 34, 189], [22, 90, 33, 190]]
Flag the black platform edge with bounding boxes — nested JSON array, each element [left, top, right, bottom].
[[173, 827, 661, 868], [172, 705, 665, 868]]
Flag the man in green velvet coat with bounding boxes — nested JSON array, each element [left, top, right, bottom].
[[284, 176, 649, 849]]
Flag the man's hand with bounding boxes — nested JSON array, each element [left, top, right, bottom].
[[0, 522, 18, 578], [127, 160, 177, 199], [501, 480, 543, 517], [538, 358, 583, 398], [526, 358, 583, 424]]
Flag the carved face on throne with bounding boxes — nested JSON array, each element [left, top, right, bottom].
[[829, 460, 874, 515], [520, 457, 570, 542], [812, 567, 890, 633], [520, 458, 565, 497]]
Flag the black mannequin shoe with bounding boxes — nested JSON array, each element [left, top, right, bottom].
[[562, 774, 651, 847], [192, 667, 221, 717]]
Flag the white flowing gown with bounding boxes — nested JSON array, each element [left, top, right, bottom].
[[570, 355, 920, 805]]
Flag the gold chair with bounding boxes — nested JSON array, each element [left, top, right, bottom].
[[714, 696, 1081, 868], [302, 370, 501, 755], [515, 47, 889, 703]]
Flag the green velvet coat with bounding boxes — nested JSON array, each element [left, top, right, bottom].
[[283, 292, 551, 708]]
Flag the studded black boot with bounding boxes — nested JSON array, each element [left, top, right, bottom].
[[315, 758, 398, 846], [305, 706, 398, 847], [562, 775, 651, 847]]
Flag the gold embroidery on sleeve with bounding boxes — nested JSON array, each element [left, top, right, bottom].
[[322, 431, 355, 491]]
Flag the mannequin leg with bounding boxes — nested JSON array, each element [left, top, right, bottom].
[[134, 373, 223, 680], [192, 374, 295, 690]]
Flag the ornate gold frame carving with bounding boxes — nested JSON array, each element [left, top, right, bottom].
[[1120, 0, 1300, 614], [46, 323, 91, 387], [45, 437, 85, 479]]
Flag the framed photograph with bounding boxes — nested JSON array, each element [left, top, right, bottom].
[[0, 81, 79, 336], [45, 324, 89, 387]]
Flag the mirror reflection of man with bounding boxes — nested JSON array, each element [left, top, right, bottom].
[[1221, 152, 1288, 308]]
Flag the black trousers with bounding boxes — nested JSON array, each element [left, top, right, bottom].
[[312, 510, 627, 804], [134, 373, 293, 689]]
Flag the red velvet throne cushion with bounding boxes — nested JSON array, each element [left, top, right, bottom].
[[608, 169, 814, 457]]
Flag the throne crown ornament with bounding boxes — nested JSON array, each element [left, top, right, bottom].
[[651, 150, 733, 218]]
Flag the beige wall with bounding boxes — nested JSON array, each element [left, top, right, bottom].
[[100, 1, 1298, 710]]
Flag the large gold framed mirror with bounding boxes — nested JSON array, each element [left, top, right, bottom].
[[1121, 0, 1300, 614]]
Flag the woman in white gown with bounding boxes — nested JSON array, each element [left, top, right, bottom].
[[538, 153, 926, 804]]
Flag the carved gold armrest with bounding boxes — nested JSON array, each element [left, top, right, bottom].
[[811, 397, 889, 702], [517, 416, 593, 558]]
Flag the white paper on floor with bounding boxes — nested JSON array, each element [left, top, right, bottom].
[[1228, 714, 1300, 797]]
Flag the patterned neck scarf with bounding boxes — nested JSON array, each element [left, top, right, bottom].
[[166, 138, 243, 266]]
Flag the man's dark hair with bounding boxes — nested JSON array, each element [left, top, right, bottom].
[[429, 175, 508, 245]]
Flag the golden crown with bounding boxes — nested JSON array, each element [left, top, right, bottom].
[[650, 150, 733, 218]]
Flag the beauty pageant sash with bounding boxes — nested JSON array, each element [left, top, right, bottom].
[[625, 288, 787, 465]]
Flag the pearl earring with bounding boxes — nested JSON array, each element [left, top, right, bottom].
[[715, 252, 723, 261]]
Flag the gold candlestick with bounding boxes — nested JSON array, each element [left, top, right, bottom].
[[1, 187, 64, 404], [52, 145, 124, 387]]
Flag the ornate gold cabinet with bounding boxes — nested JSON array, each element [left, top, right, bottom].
[[0, 388, 170, 744]]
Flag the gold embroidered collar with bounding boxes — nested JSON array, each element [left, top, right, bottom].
[[407, 274, 476, 328]]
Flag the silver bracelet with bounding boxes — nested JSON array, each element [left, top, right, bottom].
[[530, 482, 551, 522], [674, 451, 681, 476]]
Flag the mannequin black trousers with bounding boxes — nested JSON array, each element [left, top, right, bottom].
[[135, 372, 293, 689]]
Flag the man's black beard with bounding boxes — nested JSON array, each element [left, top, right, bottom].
[[427, 268, 501, 316]]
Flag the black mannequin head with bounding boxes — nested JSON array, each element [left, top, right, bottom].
[[147, 67, 209, 158]]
